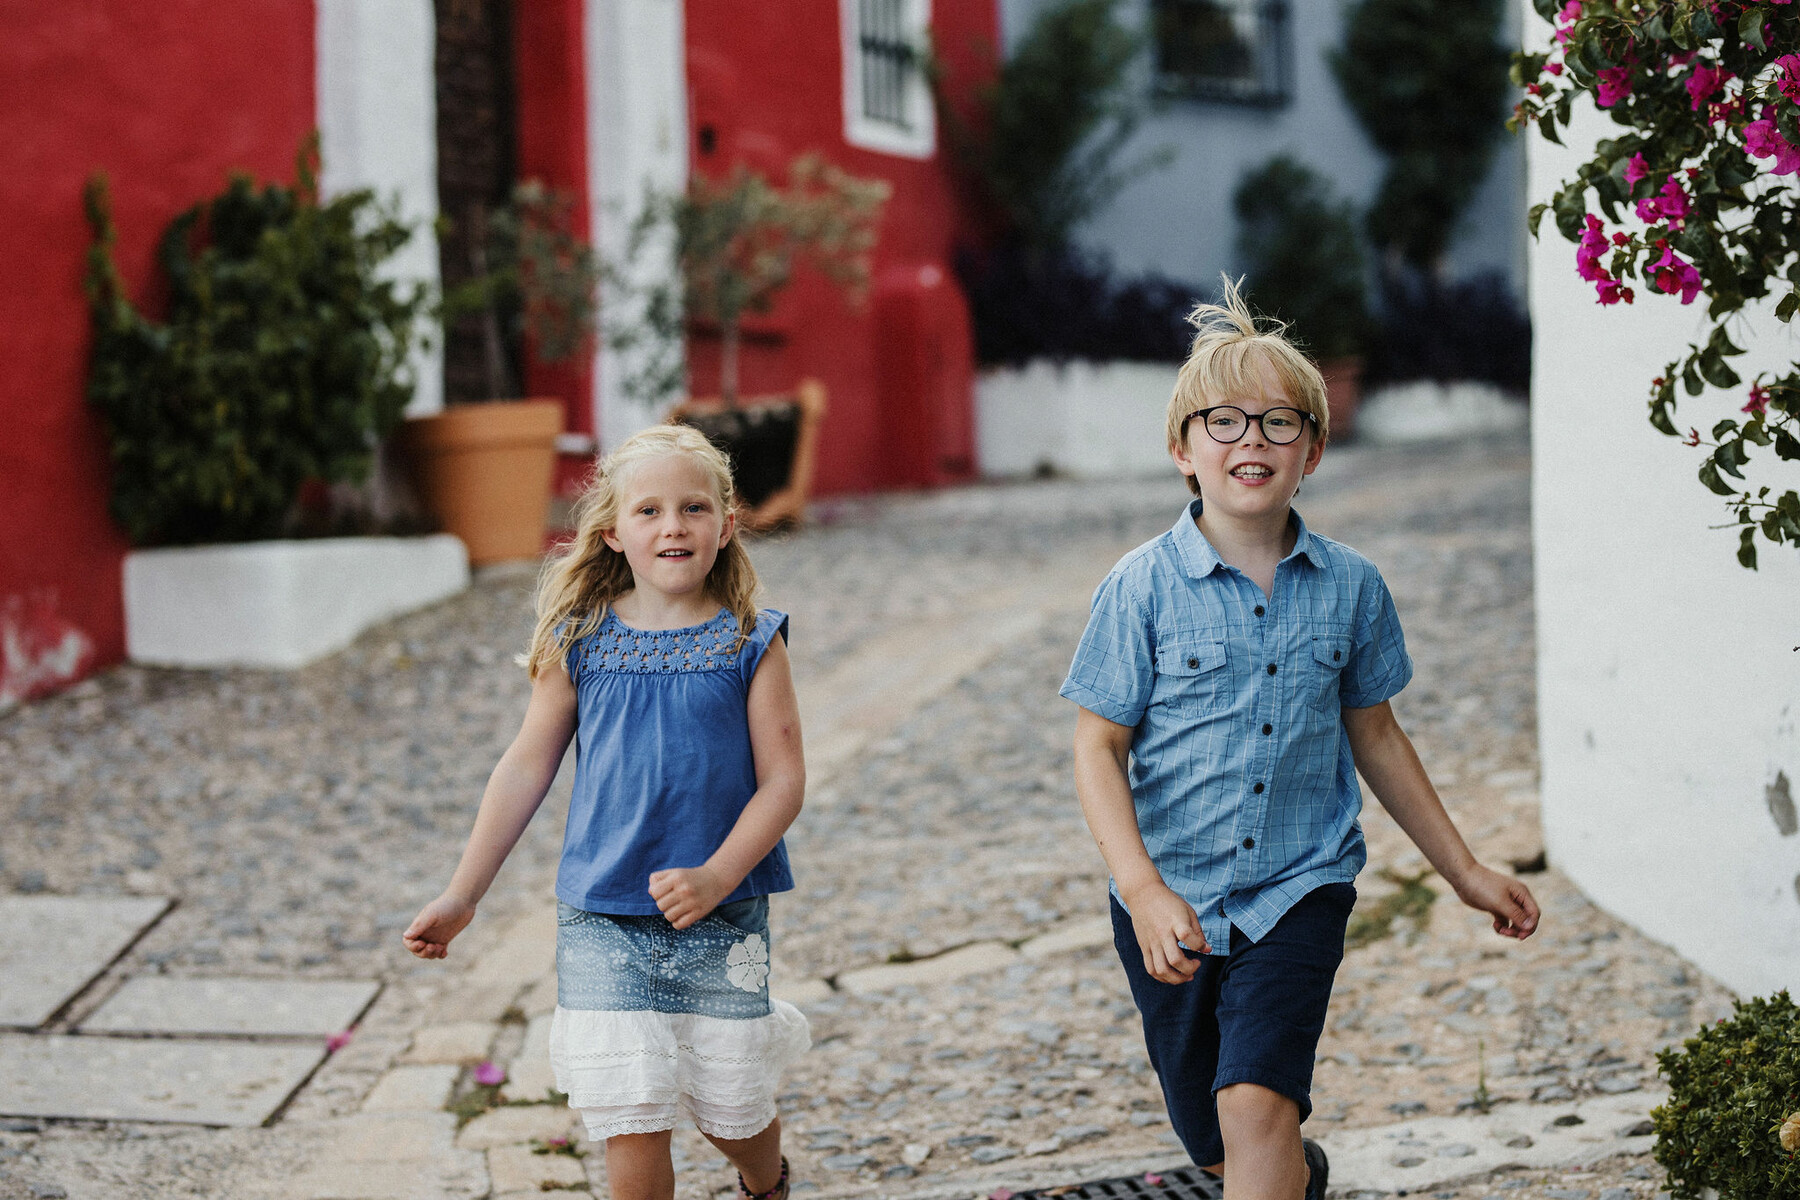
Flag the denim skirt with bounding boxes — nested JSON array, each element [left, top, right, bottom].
[[550, 896, 810, 1141]]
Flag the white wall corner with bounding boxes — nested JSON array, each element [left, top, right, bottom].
[[587, 0, 689, 451], [316, 0, 445, 417]]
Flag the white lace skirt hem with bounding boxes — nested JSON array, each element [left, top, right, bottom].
[[550, 1002, 810, 1141]]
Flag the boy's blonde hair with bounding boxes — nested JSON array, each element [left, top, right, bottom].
[[522, 424, 759, 678], [1166, 277, 1329, 496]]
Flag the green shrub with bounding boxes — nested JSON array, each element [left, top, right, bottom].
[[83, 142, 426, 546], [1233, 156, 1372, 361], [1653, 990, 1800, 1199]]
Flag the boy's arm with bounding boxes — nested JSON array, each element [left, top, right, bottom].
[[1073, 707, 1211, 982], [1342, 701, 1539, 940], [404, 663, 580, 958], [650, 633, 805, 929]]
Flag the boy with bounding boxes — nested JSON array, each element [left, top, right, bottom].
[[1060, 286, 1538, 1200]]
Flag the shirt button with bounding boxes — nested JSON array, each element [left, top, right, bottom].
[[1254, 605, 1265, 617], [1252, 782, 1264, 794], [1262, 723, 1273, 735], [1242, 837, 1255, 849], [1187, 656, 1199, 668], [1266, 663, 1277, 675], [1333, 649, 1342, 661]]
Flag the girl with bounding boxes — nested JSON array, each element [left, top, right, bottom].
[[404, 424, 808, 1200]]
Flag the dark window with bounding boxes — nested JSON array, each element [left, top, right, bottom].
[[1152, 0, 1290, 107], [859, 0, 917, 129]]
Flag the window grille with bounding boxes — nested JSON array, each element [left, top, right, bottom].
[[1152, 0, 1291, 107], [841, 0, 933, 157], [859, 0, 915, 130]]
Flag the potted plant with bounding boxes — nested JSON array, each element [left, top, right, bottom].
[[83, 139, 469, 668], [1233, 156, 1373, 439], [607, 155, 888, 527], [398, 180, 599, 565]]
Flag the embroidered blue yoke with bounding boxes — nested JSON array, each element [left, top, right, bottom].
[[559, 607, 794, 914]]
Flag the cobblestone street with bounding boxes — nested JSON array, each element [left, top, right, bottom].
[[0, 431, 1733, 1200]]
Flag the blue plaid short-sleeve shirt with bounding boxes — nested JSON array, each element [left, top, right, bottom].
[[1060, 498, 1413, 954]]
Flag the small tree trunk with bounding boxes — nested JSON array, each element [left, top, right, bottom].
[[720, 318, 741, 409]]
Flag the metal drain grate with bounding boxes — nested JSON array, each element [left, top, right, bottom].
[[1015, 1165, 1223, 1200]]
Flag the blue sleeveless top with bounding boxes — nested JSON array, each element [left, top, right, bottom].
[[557, 606, 795, 914]]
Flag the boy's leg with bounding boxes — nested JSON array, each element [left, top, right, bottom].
[[1211, 882, 1356, 1200], [1110, 896, 1228, 1171], [701, 1116, 785, 1196], [606, 1129, 677, 1200]]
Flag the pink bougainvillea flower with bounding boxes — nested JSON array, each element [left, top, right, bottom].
[[1650, 243, 1703, 304], [1576, 215, 1612, 282], [1547, 60, 1565, 75], [1744, 385, 1771, 416], [1686, 64, 1731, 110], [472, 1060, 506, 1087], [1596, 66, 1633, 107], [1596, 278, 1634, 305], [1777, 54, 1800, 104], [1746, 113, 1800, 174], [1657, 177, 1691, 222], [1624, 152, 1650, 187], [1684, 427, 1703, 446]]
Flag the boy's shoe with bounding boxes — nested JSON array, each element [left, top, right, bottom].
[[1302, 1138, 1329, 1200]]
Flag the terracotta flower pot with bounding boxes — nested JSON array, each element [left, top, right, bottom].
[[1319, 355, 1365, 443], [399, 399, 563, 565]]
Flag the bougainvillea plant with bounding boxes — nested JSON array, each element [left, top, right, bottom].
[[1513, 0, 1800, 567]]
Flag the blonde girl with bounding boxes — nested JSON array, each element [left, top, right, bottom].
[[405, 424, 808, 1200]]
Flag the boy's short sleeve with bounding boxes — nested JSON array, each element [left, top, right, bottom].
[[1060, 570, 1154, 728], [1339, 570, 1413, 708]]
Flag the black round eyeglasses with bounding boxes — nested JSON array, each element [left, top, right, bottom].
[[1182, 405, 1317, 446]]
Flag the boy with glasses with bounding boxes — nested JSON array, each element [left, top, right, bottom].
[[1060, 283, 1539, 1200]]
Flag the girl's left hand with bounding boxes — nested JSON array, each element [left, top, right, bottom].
[[649, 865, 731, 929]]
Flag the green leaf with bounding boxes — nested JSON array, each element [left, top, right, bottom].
[[1738, 525, 1759, 568], [1699, 458, 1735, 495], [1777, 292, 1799, 322], [1699, 350, 1741, 389], [1740, 7, 1768, 51], [1528, 202, 1550, 238]]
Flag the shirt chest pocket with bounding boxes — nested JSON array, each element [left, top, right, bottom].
[[1309, 633, 1350, 712], [1152, 638, 1229, 715]]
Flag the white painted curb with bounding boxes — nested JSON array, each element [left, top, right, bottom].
[[124, 535, 470, 668], [977, 360, 1176, 479]]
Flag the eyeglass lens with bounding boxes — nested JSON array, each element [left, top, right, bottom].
[[1200, 407, 1309, 445]]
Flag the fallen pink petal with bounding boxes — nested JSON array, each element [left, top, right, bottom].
[[1143, 1174, 1165, 1186], [473, 1060, 507, 1087], [325, 1028, 354, 1053]]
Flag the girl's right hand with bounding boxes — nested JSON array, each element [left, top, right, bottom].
[[403, 894, 476, 960]]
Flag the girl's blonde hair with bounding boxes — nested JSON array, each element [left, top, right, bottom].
[[523, 424, 760, 678], [1166, 277, 1329, 496]]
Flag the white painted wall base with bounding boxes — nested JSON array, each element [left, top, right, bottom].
[[1356, 381, 1528, 444], [1524, 0, 1800, 998], [976, 360, 1177, 478], [124, 536, 470, 669]]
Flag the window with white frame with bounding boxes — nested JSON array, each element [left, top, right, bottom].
[[1152, 0, 1291, 107], [841, 0, 935, 158]]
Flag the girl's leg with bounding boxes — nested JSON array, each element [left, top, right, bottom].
[[701, 1115, 784, 1196], [606, 1130, 676, 1200]]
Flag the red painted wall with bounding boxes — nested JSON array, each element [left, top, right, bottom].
[[682, 0, 998, 493], [0, 2, 317, 700]]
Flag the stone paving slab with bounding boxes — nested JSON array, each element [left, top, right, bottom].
[[78, 975, 379, 1037], [0, 1033, 325, 1126], [0, 895, 172, 1028]]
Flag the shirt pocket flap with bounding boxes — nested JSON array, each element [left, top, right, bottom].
[[1157, 640, 1228, 676], [1311, 634, 1349, 669]]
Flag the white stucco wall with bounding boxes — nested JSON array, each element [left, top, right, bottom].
[[1526, 6, 1800, 997], [977, 360, 1178, 478], [316, 0, 444, 417], [586, 0, 688, 450]]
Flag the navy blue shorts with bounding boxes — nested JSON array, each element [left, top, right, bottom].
[[1111, 882, 1355, 1167]]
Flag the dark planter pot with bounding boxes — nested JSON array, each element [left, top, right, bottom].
[[668, 381, 828, 530]]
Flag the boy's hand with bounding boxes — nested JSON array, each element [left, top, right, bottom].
[[649, 865, 730, 930], [403, 894, 476, 959], [1453, 863, 1540, 940], [1122, 882, 1210, 983]]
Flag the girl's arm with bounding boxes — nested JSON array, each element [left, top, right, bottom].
[[1342, 700, 1539, 940], [1073, 706, 1210, 982], [403, 664, 579, 959], [649, 633, 805, 929]]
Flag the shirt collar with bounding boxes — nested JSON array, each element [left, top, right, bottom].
[[1172, 497, 1324, 579]]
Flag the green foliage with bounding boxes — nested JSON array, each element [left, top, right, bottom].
[[84, 145, 425, 546], [1652, 991, 1800, 1199], [1332, 0, 1514, 269], [937, 0, 1170, 252], [441, 179, 599, 379], [1233, 156, 1373, 360], [1514, 0, 1800, 568], [605, 155, 889, 406]]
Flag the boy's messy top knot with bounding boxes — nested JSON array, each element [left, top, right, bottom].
[[1166, 277, 1330, 495], [522, 424, 761, 678]]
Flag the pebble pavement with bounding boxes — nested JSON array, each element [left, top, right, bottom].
[[0, 430, 1736, 1200]]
